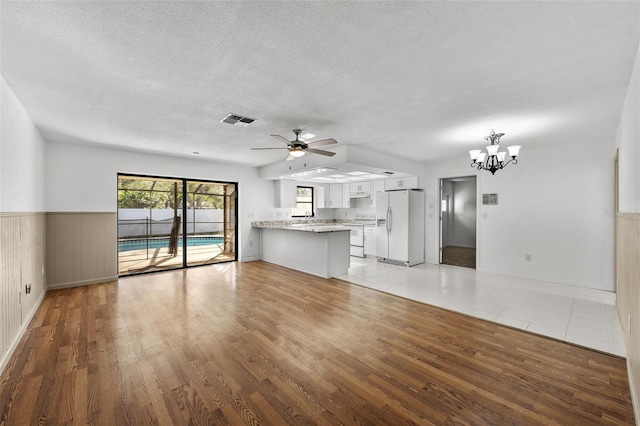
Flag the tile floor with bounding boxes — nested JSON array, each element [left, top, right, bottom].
[[338, 258, 625, 357]]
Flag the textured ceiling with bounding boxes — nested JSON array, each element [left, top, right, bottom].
[[2, 1, 639, 167]]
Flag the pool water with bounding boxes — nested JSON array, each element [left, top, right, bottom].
[[118, 236, 224, 252]]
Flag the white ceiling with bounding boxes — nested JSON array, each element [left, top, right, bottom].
[[2, 2, 639, 168]]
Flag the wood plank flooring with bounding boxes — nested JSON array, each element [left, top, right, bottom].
[[0, 261, 634, 425]]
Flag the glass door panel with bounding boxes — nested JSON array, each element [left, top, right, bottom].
[[185, 181, 237, 267], [118, 176, 184, 276]]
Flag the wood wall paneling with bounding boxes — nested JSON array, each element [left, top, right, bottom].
[[1, 216, 22, 361], [46, 213, 117, 289], [617, 212, 640, 422], [0, 213, 46, 375]]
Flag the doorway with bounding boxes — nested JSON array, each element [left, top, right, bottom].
[[439, 176, 477, 269], [117, 174, 237, 276]]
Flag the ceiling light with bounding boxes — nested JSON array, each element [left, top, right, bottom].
[[289, 167, 337, 178], [469, 130, 521, 175], [289, 147, 306, 157]]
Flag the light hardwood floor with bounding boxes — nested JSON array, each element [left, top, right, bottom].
[[0, 261, 634, 424]]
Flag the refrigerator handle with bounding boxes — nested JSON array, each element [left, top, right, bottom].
[[386, 206, 391, 234], [388, 207, 392, 233]]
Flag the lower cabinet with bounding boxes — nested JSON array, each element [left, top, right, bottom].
[[364, 226, 376, 256]]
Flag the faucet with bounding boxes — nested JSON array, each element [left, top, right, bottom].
[[304, 211, 311, 223]]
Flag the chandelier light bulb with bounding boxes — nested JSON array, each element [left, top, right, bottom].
[[507, 145, 521, 158]]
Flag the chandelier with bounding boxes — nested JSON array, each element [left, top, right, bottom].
[[469, 130, 521, 175]]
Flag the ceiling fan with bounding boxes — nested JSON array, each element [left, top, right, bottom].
[[251, 129, 337, 161]]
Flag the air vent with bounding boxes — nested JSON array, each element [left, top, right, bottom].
[[220, 113, 256, 127]]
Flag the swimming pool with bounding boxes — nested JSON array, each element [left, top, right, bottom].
[[118, 236, 224, 252]]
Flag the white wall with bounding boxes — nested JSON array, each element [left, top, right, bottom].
[[425, 139, 614, 290], [1, 76, 45, 212], [45, 141, 274, 261], [614, 42, 640, 423], [616, 42, 640, 212]]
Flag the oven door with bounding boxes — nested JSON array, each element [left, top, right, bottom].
[[346, 224, 364, 246]]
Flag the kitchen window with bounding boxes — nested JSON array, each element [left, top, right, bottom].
[[292, 186, 314, 217]]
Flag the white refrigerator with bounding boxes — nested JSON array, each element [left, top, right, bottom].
[[375, 189, 425, 266]]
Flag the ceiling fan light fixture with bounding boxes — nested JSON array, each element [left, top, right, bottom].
[[289, 147, 306, 157]]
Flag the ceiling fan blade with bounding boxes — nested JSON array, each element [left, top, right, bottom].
[[306, 138, 337, 147], [270, 134, 292, 145], [306, 148, 336, 157], [286, 154, 295, 161], [250, 147, 288, 150]]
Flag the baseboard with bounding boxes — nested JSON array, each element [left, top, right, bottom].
[[240, 256, 261, 262], [0, 289, 46, 376], [47, 276, 118, 290], [477, 266, 612, 293]]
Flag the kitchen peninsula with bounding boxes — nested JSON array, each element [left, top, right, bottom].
[[252, 221, 350, 278]]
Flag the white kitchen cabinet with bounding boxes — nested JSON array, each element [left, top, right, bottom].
[[349, 181, 371, 198], [274, 180, 297, 208], [330, 184, 342, 207], [342, 184, 351, 208], [370, 180, 386, 207], [322, 184, 351, 208], [315, 185, 326, 209], [384, 176, 418, 191], [364, 225, 376, 256]]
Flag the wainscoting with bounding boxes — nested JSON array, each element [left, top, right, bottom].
[[617, 212, 640, 421], [0, 213, 46, 374], [46, 212, 117, 289]]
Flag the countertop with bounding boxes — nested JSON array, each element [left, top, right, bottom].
[[251, 220, 350, 233]]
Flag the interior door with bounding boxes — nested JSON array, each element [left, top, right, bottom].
[[389, 190, 409, 262]]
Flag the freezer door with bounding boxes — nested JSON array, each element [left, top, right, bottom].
[[389, 190, 409, 262], [375, 192, 389, 258]]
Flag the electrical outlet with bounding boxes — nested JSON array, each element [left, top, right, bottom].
[[525, 254, 532, 261], [249, 240, 253, 247]]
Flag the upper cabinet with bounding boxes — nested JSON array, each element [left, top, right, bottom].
[[384, 176, 418, 191], [274, 180, 297, 208], [322, 183, 350, 208], [349, 181, 371, 198], [342, 183, 351, 208], [370, 180, 386, 207]]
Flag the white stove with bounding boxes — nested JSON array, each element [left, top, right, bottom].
[[343, 214, 376, 257]]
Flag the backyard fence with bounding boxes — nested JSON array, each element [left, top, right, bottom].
[[118, 208, 226, 238]]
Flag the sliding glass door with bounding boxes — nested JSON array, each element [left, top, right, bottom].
[[117, 174, 237, 276], [185, 181, 236, 267]]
